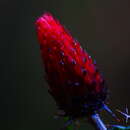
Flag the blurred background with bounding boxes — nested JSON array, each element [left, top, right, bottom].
[[0, 0, 130, 129]]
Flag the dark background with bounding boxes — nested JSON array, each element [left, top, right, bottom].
[[1, 0, 130, 129]]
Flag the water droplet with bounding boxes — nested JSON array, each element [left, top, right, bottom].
[[81, 68, 87, 75], [88, 56, 91, 59], [93, 60, 96, 65], [59, 60, 64, 65], [73, 39, 78, 45], [74, 82, 80, 86], [60, 51, 64, 56], [83, 57, 87, 63], [71, 48, 76, 53], [71, 59, 76, 65]]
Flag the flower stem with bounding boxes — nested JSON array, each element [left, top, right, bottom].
[[63, 114, 107, 130], [90, 114, 107, 130]]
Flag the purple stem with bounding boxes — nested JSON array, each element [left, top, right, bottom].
[[90, 114, 107, 130]]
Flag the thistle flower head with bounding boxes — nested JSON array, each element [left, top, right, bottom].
[[35, 13, 108, 118]]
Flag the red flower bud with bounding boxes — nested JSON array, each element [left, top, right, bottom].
[[35, 13, 108, 117]]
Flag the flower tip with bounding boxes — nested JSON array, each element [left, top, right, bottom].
[[35, 12, 53, 25]]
